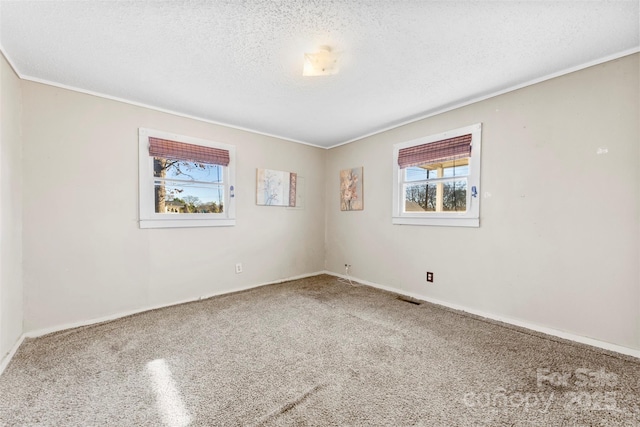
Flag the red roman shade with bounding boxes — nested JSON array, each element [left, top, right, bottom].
[[148, 137, 230, 167], [398, 134, 472, 169]]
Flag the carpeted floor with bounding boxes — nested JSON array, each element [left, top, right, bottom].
[[1, 274, 639, 426]]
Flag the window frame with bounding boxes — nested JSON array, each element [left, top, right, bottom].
[[392, 123, 482, 227], [138, 128, 236, 229]]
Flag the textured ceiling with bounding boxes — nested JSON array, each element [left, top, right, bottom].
[[0, 1, 638, 148]]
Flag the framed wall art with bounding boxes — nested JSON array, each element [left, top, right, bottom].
[[256, 168, 297, 207], [340, 167, 363, 211]]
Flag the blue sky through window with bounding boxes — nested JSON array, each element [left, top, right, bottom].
[[154, 158, 224, 206]]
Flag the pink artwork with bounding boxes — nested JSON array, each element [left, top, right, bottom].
[[340, 167, 363, 211]]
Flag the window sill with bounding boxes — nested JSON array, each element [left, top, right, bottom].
[[139, 218, 236, 229], [392, 216, 479, 227]]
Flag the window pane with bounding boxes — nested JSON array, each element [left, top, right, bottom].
[[405, 167, 439, 182], [153, 158, 223, 183], [404, 182, 437, 212], [442, 163, 469, 178], [154, 180, 224, 214], [405, 158, 469, 181], [404, 179, 467, 212], [442, 179, 467, 212]]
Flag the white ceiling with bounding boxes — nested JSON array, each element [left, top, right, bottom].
[[0, 1, 638, 148]]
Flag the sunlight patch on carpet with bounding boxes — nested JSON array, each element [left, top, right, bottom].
[[146, 359, 192, 427]]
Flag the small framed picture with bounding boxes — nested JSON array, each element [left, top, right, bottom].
[[340, 167, 363, 211], [256, 168, 297, 207]]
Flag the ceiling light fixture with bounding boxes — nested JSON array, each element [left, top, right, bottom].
[[303, 45, 340, 77]]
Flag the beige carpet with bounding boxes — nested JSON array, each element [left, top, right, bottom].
[[1, 274, 639, 426]]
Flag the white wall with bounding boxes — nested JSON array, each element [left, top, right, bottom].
[[21, 82, 326, 332], [0, 52, 23, 358], [325, 53, 640, 350]]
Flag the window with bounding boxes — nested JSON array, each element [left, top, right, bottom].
[[138, 128, 236, 228], [392, 123, 482, 227]]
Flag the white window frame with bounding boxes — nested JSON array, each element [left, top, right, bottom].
[[392, 123, 482, 227], [138, 128, 236, 229]]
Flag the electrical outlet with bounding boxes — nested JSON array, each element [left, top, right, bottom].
[[235, 263, 243, 274], [426, 272, 434, 282]]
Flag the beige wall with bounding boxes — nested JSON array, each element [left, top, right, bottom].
[[325, 54, 640, 350], [0, 52, 23, 358], [5, 52, 639, 353], [21, 82, 326, 332]]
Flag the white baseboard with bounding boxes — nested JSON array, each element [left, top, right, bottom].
[[4, 269, 637, 378], [1, 271, 324, 377], [23, 271, 325, 339], [324, 271, 640, 360], [0, 334, 26, 376]]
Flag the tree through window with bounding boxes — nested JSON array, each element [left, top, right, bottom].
[[139, 129, 236, 228], [153, 158, 225, 214], [392, 123, 482, 227]]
